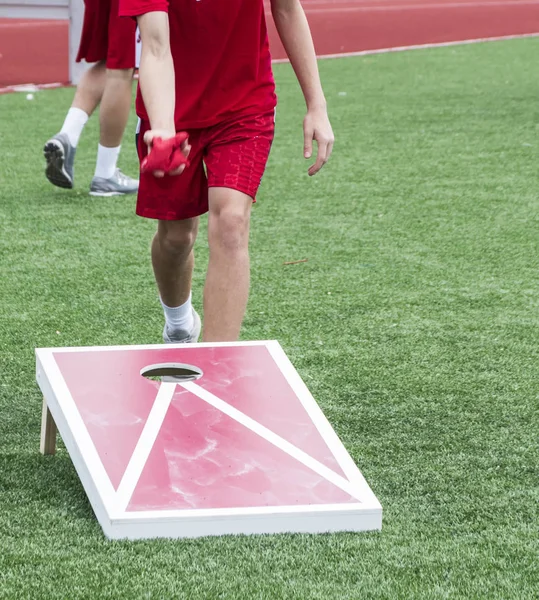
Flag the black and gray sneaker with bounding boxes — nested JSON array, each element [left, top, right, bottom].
[[89, 169, 139, 197], [163, 308, 202, 344], [43, 132, 76, 189]]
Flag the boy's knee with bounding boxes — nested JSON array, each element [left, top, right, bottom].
[[157, 220, 198, 256], [209, 205, 250, 252]]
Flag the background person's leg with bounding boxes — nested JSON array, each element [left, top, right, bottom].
[[70, 60, 107, 121], [87, 0, 138, 196], [203, 187, 252, 342], [89, 67, 139, 196], [98, 68, 134, 150], [43, 60, 107, 189]]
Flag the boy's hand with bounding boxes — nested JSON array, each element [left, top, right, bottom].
[[303, 107, 334, 176], [142, 130, 191, 178]]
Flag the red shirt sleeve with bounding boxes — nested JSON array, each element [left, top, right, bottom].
[[119, 0, 168, 17]]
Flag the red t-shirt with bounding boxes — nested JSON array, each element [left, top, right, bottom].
[[119, 0, 277, 129]]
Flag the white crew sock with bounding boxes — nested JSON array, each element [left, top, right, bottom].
[[161, 294, 194, 333], [60, 107, 89, 147], [94, 144, 121, 179]]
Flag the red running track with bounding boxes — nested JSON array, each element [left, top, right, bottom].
[[1, 0, 539, 87]]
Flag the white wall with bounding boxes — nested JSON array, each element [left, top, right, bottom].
[[0, 0, 69, 19]]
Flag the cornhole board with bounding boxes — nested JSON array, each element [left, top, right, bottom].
[[35, 341, 382, 540]]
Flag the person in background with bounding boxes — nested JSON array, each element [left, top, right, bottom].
[[44, 0, 139, 196]]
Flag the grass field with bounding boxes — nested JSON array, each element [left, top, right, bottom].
[[1, 38, 539, 599]]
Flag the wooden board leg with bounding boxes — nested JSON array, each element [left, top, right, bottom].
[[40, 397, 57, 455]]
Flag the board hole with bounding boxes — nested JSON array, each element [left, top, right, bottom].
[[140, 363, 203, 382]]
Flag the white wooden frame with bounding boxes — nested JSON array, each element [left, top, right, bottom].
[[36, 341, 382, 540]]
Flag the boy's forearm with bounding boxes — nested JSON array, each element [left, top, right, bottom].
[[271, 0, 326, 110], [137, 12, 176, 132]]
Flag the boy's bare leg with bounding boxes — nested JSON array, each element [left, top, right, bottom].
[[203, 187, 252, 342], [152, 218, 199, 307], [151, 218, 202, 342]]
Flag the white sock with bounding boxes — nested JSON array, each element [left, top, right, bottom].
[[94, 144, 121, 179], [161, 294, 194, 333], [60, 107, 89, 147]]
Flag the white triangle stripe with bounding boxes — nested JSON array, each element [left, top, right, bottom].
[[114, 378, 363, 513], [181, 381, 362, 501], [115, 382, 177, 512], [265, 341, 377, 500]]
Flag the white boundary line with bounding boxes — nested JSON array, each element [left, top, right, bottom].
[[271, 33, 539, 63], [2, 33, 538, 94], [294, 0, 537, 5], [115, 381, 178, 512], [297, 1, 539, 13], [0, 82, 67, 94], [180, 380, 363, 501]]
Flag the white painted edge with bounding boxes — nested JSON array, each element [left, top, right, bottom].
[[35, 349, 118, 522], [115, 382, 177, 512], [265, 342, 381, 508], [37, 340, 274, 354], [115, 502, 369, 521], [180, 381, 363, 501]]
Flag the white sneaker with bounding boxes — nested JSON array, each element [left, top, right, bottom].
[[163, 308, 202, 343], [90, 169, 139, 196]]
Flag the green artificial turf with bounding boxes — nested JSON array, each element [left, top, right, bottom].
[[1, 38, 538, 599]]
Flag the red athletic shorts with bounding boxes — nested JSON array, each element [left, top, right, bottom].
[[76, 0, 136, 69], [136, 111, 275, 221]]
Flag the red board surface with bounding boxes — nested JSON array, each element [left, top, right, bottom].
[[53, 345, 352, 511], [129, 387, 355, 511]]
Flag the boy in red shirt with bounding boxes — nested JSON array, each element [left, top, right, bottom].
[[44, 0, 138, 196], [119, 0, 334, 342]]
